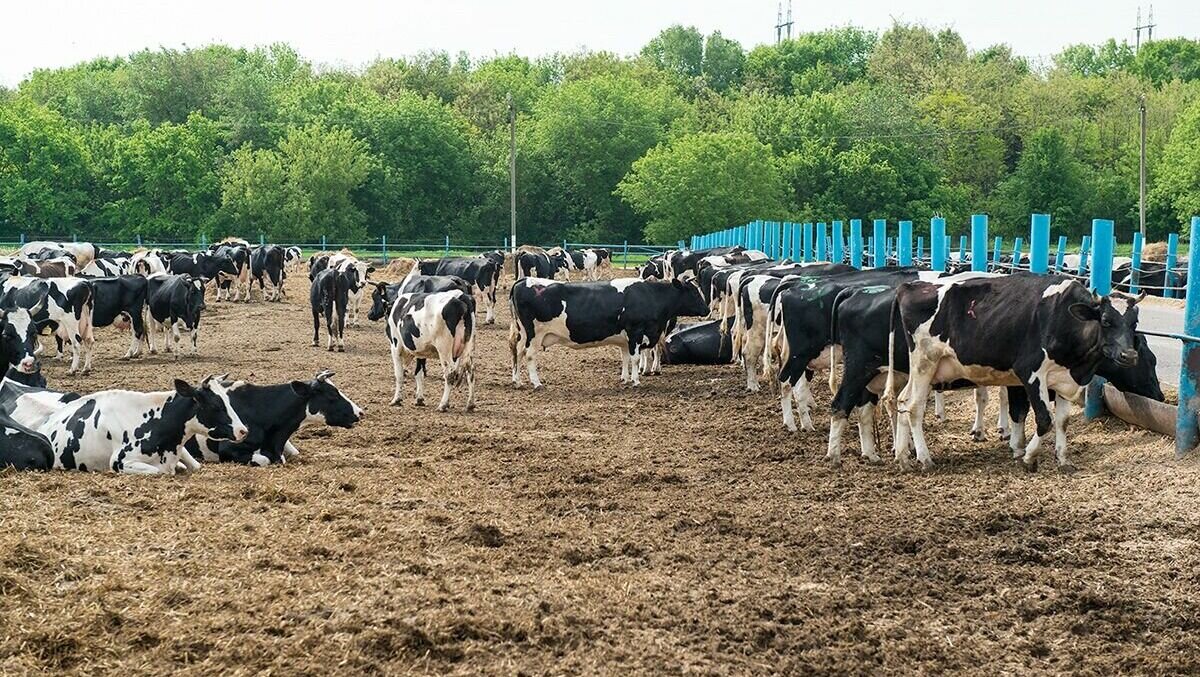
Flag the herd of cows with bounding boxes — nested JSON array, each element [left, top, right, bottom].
[[0, 237, 1165, 477]]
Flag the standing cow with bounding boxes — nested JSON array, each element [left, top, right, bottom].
[[385, 289, 477, 411], [310, 266, 357, 351]]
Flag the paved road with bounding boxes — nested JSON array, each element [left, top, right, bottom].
[[1138, 301, 1186, 386]]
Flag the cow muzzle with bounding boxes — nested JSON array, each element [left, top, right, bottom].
[[233, 425, 249, 442], [1116, 348, 1139, 368], [18, 357, 36, 374]]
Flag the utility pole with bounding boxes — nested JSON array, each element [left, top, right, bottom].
[[1139, 94, 1147, 238], [774, 1, 793, 44], [1134, 5, 1156, 52], [507, 93, 517, 253]]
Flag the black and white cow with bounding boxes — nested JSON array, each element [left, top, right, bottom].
[[130, 250, 169, 276], [385, 290, 477, 410], [310, 266, 357, 351], [666, 246, 759, 281], [572, 248, 612, 281], [0, 304, 44, 376], [514, 250, 556, 280], [546, 247, 574, 278], [250, 244, 286, 301], [417, 257, 498, 323], [0, 411, 54, 470], [79, 257, 128, 277], [0, 276, 95, 374], [637, 256, 666, 280], [185, 370, 364, 465], [211, 240, 252, 301], [146, 274, 206, 358], [19, 241, 98, 268], [367, 271, 473, 323], [88, 275, 149, 359], [323, 253, 373, 325], [887, 273, 1142, 471], [283, 246, 304, 271], [508, 277, 710, 388], [166, 251, 238, 287], [33, 376, 247, 474]]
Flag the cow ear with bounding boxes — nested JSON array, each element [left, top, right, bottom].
[[1068, 303, 1101, 322], [174, 379, 198, 398], [290, 380, 314, 398], [366, 266, 376, 274]]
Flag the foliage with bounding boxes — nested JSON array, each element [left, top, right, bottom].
[[0, 100, 92, 235]]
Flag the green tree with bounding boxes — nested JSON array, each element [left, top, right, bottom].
[[1133, 38, 1200, 85], [743, 27, 876, 95], [991, 128, 1088, 235], [1151, 99, 1200, 229], [0, 100, 93, 236], [1054, 39, 1134, 77], [868, 23, 967, 95], [618, 132, 785, 244], [640, 25, 704, 80], [701, 32, 745, 92]]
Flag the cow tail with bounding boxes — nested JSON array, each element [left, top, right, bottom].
[[447, 297, 474, 386], [731, 283, 746, 359], [882, 292, 901, 418], [508, 283, 522, 371], [765, 298, 786, 382], [828, 287, 853, 394]]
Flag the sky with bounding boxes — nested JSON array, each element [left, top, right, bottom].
[[1, 0, 1196, 87]]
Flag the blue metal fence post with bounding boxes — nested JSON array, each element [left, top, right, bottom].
[[931, 217, 947, 272], [444, 235, 450, 256], [832, 220, 844, 263], [850, 219, 863, 269], [959, 235, 968, 264], [802, 223, 813, 262], [136, 234, 142, 247], [1012, 237, 1023, 269], [321, 234, 327, 251], [1176, 217, 1200, 455], [1078, 236, 1092, 276], [1085, 219, 1116, 420], [873, 219, 886, 268], [916, 236, 925, 262], [992, 236, 1003, 266], [898, 220, 913, 266], [1055, 235, 1068, 272], [774, 221, 783, 259], [18, 233, 25, 246], [788, 223, 799, 260], [1130, 232, 1144, 294], [971, 214, 988, 272], [623, 240, 629, 268], [260, 232, 265, 246], [382, 235, 388, 263], [816, 222, 828, 262], [1030, 214, 1050, 274], [1166, 232, 1180, 299], [781, 222, 790, 259]]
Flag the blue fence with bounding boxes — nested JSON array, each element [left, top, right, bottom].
[[692, 214, 1200, 455]]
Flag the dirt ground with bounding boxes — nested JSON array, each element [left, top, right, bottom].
[[2, 268, 1199, 676]]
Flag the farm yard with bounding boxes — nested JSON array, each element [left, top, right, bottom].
[[2, 263, 1199, 675]]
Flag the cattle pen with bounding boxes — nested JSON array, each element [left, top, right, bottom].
[[2, 236, 1200, 673]]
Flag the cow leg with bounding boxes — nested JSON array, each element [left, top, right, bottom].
[[620, 349, 631, 384], [1053, 395, 1075, 472], [66, 330, 82, 374], [437, 358, 452, 412], [336, 306, 346, 351], [826, 412, 848, 465], [191, 325, 199, 355], [933, 391, 945, 423], [389, 345, 406, 406], [325, 306, 335, 351], [629, 344, 642, 387], [651, 344, 662, 374], [971, 387, 989, 441], [414, 359, 427, 406], [178, 446, 202, 472], [121, 461, 164, 475], [464, 364, 476, 412], [897, 358, 936, 470], [792, 375, 815, 432], [172, 321, 182, 361], [997, 387, 1011, 439], [525, 338, 544, 389], [484, 288, 495, 324], [1007, 387, 1029, 459], [312, 309, 321, 347], [1019, 370, 1055, 471], [283, 441, 300, 458], [858, 403, 881, 463], [780, 378, 798, 432]]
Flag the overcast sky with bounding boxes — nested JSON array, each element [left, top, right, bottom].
[[1, 0, 1195, 87]]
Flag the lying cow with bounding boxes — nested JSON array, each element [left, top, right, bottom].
[[385, 290, 476, 411], [887, 273, 1142, 471], [661, 319, 736, 365], [509, 277, 709, 388], [0, 411, 53, 470], [18, 241, 98, 268], [0, 276, 95, 374], [32, 375, 247, 474], [185, 370, 364, 465]]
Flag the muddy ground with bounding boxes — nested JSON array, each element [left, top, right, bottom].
[[1, 268, 1199, 675]]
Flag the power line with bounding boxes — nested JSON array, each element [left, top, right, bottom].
[[774, 1, 794, 44]]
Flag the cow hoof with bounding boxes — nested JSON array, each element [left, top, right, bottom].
[[862, 455, 883, 465], [466, 404, 476, 413], [1022, 459, 1038, 473], [389, 398, 402, 406], [531, 384, 544, 391], [437, 404, 449, 412], [311, 341, 318, 347], [825, 454, 842, 468], [971, 430, 985, 442], [327, 346, 334, 352], [919, 459, 935, 472], [414, 399, 425, 407], [1058, 463, 1077, 475], [337, 346, 345, 353]]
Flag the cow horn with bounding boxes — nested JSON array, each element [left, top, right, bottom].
[[316, 370, 335, 381], [1111, 290, 1147, 306]]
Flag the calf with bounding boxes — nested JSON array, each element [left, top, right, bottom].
[[35, 376, 247, 474], [509, 277, 709, 388], [386, 290, 477, 410], [887, 274, 1142, 471], [0, 276, 95, 374], [310, 267, 357, 351], [146, 274, 206, 358], [186, 370, 364, 465], [251, 244, 286, 301], [417, 257, 497, 323]]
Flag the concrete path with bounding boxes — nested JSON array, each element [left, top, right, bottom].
[[1137, 300, 1187, 386]]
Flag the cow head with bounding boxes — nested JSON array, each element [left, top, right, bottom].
[[0, 304, 41, 374], [186, 277, 207, 327], [1068, 291, 1141, 369], [671, 278, 710, 317], [368, 282, 392, 321], [176, 375, 249, 442], [291, 370, 364, 427]]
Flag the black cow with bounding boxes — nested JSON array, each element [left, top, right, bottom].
[[185, 370, 364, 465], [166, 252, 238, 286], [514, 251, 556, 280], [310, 267, 357, 351], [888, 273, 1142, 471], [88, 275, 148, 359], [146, 274, 206, 358], [417, 257, 498, 323], [211, 242, 252, 302], [1113, 261, 1189, 298], [508, 277, 709, 388], [0, 411, 53, 470], [251, 245, 286, 301]]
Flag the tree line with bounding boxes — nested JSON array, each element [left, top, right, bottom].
[[1, 25, 1199, 246]]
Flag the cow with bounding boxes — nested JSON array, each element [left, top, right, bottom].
[[661, 319, 736, 365], [385, 290, 477, 411], [310, 266, 357, 351], [0, 256, 41, 276], [0, 304, 44, 376], [210, 240, 252, 301], [0, 276, 95, 374], [283, 246, 304, 271], [665, 246, 758, 280], [417, 257, 497, 323], [573, 248, 612, 281], [515, 250, 557, 280], [130, 250, 169, 276], [367, 272, 473, 323], [166, 251, 238, 288], [146, 274, 206, 358], [34, 376, 248, 474], [88, 275, 149, 359], [509, 277, 709, 388], [185, 370, 364, 466], [637, 256, 666, 280], [886, 273, 1143, 471], [1113, 261, 1188, 298], [19, 241, 98, 268], [546, 247, 574, 278], [323, 253, 373, 325], [4, 364, 47, 388], [0, 411, 53, 470], [250, 245, 286, 301], [764, 268, 922, 433], [27, 257, 77, 278], [79, 257, 128, 277]]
